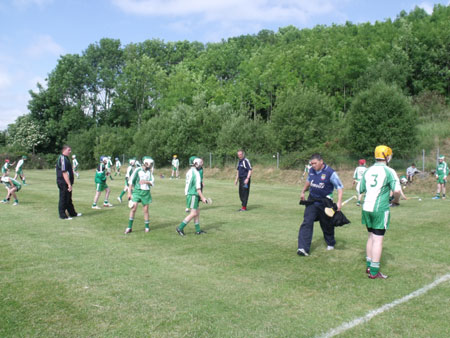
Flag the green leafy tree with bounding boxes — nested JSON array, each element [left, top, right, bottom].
[[8, 115, 49, 154], [347, 81, 418, 158]]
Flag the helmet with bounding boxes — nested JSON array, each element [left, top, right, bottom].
[[102, 156, 108, 163], [193, 157, 203, 168], [439, 155, 445, 160], [129, 158, 136, 165], [358, 159, 366, 166], [72, 155, 76, 159], [5, 159, 9, 163], [100, 156, 105, 162], [173, 155, 177, 158], [374, 145, 393, 161], [115, 157, 119, 161], [142, 156, 154, 168], [400, 176, 408, 184], [189, 156, 198, 166], [22, 155, 27, 159]]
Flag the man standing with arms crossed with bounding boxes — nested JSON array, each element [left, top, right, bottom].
[[56, 145, 81, 220], [297, 153, 343, 256], [235, 150, 252, 211], [360, 145, 401, 279]]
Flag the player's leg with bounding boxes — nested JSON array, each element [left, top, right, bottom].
[[143, 204, 150, 232], [442, 182, 446, 199], [365, 230, 373, 273], [297, 204, 319, 255], [318, 210, 336, 249], [177, 196, 198, 235], [92, 187, 102, 208], [104, 187, 112, 206]]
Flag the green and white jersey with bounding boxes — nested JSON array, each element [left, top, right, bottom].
[[1, 176, 21, 189], [360, 162, 400, 213], [172, 158, 179, 168], [106, 159, 113, 169], [115, 160, 121, 169], [125, 165, 135, 179], [15, 159, 24, 171], [95, 163, 107, 183], [130, 167, 154, 191], [436, 161, 448, 178], [2, 162, 11, 174], [185, 167, 201, 196], [72, 158, 79, 168], [353, 165, 367, 182]]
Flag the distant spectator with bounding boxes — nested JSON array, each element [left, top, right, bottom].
[[406, 163, 420, 183]]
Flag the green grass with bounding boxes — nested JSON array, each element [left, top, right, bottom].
[[1, 170, 449, 337]]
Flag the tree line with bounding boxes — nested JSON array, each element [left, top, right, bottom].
[[2, 5, 449, 168]]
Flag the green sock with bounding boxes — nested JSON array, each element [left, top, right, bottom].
[[14, 199, 18, 203], [195, 223, 201, 232], [119, 190, 125, 199], [23, 179, 26, 184], [366, 257, 372, 269], [92, 203, 96, 207], [104, 200, 108, 204], [128, 218, 134, 229], [370, 262, 380, 276], [179, 222, 187, 231], [145, 220, 150, 229]]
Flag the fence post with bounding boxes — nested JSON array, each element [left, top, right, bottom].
[[422, 149, 425, 173], [209, 153, 212, 169], [277, 152, 280, 169]]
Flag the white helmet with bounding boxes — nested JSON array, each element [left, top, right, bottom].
[[142, 156, 154, 168], [193, 158, 203, 168], [400, 177, 407, 184], [72, 155, 76, 159]]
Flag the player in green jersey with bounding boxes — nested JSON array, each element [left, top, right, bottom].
[[125, 157, 155, 234], [118, 158, 136, 203], [106, 156, 114, 181], [432, 155, 448, 199], [2, 159, 15, 175], [176, 157, 207, 236], [359, 145, 401, 279], [1, 169, 21, 205], [92, 156, 113, 209]]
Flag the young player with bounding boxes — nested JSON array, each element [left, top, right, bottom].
[[352, 159, 367, 206], [92, 156, 113, 209], [432, 155, 448, 199], [114, 157, 122, 176], [360, 145, 401, 279], [106, 156, 114, 180], [303, 161, 312, 179], [14, 156, 27, 184], [118, 158, 136, 203], [124, 157, 155, 234], [72, 155, 79, 178], [2, 159, 15, 175], [176, 157, 207, 236], [171, 155, 179, 179], [1, 169, 21, 205]]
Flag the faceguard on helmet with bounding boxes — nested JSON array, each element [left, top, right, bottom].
[[142, 156, 154, 168], [374, 145, 393, 162], [193, 157, 203, 168], [115, 157, 119, 161], [129, 158, 136, 165], [189, 156, 198, 166], [135, 160, 141, 167]]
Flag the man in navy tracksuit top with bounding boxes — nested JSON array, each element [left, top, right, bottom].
[[234, 150, 252, 211], [297, 153, 343, 256]]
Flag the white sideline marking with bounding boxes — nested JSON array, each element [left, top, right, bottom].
[[318, 274, 450, 338]]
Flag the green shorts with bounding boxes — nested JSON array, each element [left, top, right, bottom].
[[16, 169, 23, 175], [186, 195, 199, 210], [132, 190, 152, 205], [172, 166, 178, 171], [96, 182, 108, 192], [362, 210, 390, 230], [437, 176, 446, 184], [74, 166, 78, 171]]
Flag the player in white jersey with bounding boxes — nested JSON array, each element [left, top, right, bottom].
[[72, 155, 79, 178], [171, 155, 180, 179], [359, 145, 401, 279], [352, 159, 367, 206], [125, 157, 154, 234], [14, 156, 27, 184], [118, 158, 136, 203], [114, 157, 122, 176]]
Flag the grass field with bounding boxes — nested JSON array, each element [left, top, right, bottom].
[[1, 169, 449, 337]]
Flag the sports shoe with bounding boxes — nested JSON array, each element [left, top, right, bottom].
[[92, 205, 101, 209], [297, 248, 309, 256], [76, 213, 82, 217], [117, 196, 122, 203], [124, 228, 132, 234], [1, 200, 8, 204], [65, 217, 73, 220], [432, 196, 440, 200], [368, 272, 388, 279], [176, 227, 185, 237], [443, 195, 446, 200], [195, 230, 206, 235], [238, 208, 247, 212], [366, 267, 370, 274], [356, 201, 361, 206], [326, 246, 334, 251], [145, 228, 150, 233], [389, 202, 400, 207], [103, 202, 113, 207], [13, 202, 18, 206]]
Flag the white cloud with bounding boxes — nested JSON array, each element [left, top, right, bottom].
[[417, 2, 434, 14], [26, 35, 64, 58], [0, 69, 12, 90], [112, 0, 339, 24]]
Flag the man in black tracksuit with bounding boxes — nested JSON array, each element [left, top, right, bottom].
[[234, 150, 252, 211]]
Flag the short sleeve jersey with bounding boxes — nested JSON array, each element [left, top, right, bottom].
[[185, 167, 201, 196], [172, 159, 179, 168], [126, 165, 135, 179], [360, 163, 400, 212], [95, 163, 107, 183], [353, 166, 367, 182], [15, 159, 24, 171], [130, 167, 153, 191], [2, 162, 10, 174], [1, 176, 21, 189], [115, 160, 121, 169], [436, 161, 448, 178]]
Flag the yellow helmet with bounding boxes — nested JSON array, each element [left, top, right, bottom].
[[173, 155, 177, 158], [374, 145, 393, 160]]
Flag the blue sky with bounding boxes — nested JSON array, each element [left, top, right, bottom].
[[0, 0, 449, 130]]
